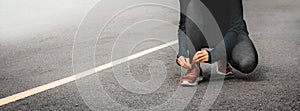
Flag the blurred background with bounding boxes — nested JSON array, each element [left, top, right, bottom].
[[0, 0, 299, 110]]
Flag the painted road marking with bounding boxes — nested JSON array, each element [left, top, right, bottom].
[[0, 40, 178, 106]]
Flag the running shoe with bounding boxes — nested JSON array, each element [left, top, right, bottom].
[[216, 60, 233, 75], [181, 63, 203, 87]]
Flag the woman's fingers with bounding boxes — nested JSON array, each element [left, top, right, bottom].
[[178, 56, 186, 66], [178, 57, 186, 66], [177, 59, 184, 66], [193, 51, 204, 61], [193, 50, 209, 62], [179, 56, 186, 64], [181, 57, 189, 69], [193, 53, 206, 61], [178, 56, 191, 69], [193, 53, 205, 62], [194, 56, 208, 62]]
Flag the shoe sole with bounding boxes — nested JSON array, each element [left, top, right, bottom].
[[215, 63, 234, 76], [216, 68, 233, 76], [181, 76, 203, 87]]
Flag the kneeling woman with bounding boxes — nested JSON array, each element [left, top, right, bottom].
[[177, 0, 258, 86]]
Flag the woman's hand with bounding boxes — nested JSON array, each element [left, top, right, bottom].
[[177, 56, 192, 69], [193, 50, 209, 63]]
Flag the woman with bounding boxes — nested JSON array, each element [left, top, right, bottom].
[[177, 0, 258, 86]]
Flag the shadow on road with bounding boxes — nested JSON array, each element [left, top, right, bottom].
[[201, 64, 269, 82], [234, 64, 269, 82]]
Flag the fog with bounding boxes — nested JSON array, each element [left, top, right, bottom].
[[0, 0, 99, 43]]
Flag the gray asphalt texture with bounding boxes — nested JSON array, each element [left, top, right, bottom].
[[1, 0, 299, 110]]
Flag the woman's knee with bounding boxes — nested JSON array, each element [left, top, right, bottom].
[[236, 57, 258, 73], [231, 32, 258, 73]]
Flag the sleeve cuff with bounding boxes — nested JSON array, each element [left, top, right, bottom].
[[176, 55, 180, 66], [205, 50, 212, 63]]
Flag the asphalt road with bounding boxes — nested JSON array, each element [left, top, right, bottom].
[[0, 0, 299, 110]]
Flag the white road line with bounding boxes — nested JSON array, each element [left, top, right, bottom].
[[0, 40, 178, 106]]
